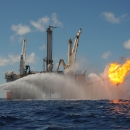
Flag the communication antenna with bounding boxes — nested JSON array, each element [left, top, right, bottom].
[[49, 25, 57, 28]]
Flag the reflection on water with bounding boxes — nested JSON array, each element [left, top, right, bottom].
[[110, 99, 130, 116]]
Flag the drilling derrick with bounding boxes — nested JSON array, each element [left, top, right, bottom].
[[46, 26, 53, 72]]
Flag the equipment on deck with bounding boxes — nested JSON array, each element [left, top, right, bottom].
[[57, 28, 82, 71]]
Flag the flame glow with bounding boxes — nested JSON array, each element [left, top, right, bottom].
[[108, 59, 130, 85]]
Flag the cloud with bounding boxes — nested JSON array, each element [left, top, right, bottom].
[[8, 55, 20, 63], [10, 35, 24, 43], [51, 13, 63, 27], [101, 12, 120, 23], [102, 50, 112, 59], [0, 57, 9, 66], [11, 24, 31, 35], [0, 52, 37, 67], [123, 39, 130, 49], [10, 13, 62, 42], [30, 13, 63, 31], [26, 52, 37, 64], [30, 16, 50, 31], [0, 55, 20, 66], [39, 45, 46, 50]]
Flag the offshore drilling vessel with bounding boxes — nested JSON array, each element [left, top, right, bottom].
[[5, 26, 82, 81], [2, 26, 84, 99]]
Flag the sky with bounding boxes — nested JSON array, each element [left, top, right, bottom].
[[0, 0, 130, 84]]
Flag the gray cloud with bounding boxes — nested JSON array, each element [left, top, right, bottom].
[[30, 16, 50, 32], [11, 24, 31, 35], [123, 39, 130, 49], [102, 50, 112, 59], [101, 12, 127, 24]]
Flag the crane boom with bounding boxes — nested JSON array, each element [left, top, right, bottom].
[[22, 39, 27, 67], [57, 59, 67, 71], [72, 28, 82, 62], [20, 39, 27, 75]]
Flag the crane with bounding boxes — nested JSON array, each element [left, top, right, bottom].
[[19, 39, 32, 76], [57, 28, 82, 71], [19, 39, 27, 76]]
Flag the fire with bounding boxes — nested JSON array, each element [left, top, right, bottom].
[[108, 59, 130, 85]]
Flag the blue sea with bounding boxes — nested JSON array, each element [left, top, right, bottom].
[[0, 99, 130, 130]]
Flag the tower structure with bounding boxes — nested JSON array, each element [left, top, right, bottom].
[[46, 26, 53, 72]]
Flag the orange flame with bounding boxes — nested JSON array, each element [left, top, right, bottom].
[[108, 59, 130, 85]]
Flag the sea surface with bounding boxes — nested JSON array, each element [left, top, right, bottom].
[[0, 99, 130, 130]]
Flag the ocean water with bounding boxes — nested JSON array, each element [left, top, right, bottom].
[[0, 99, 130, 130]]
